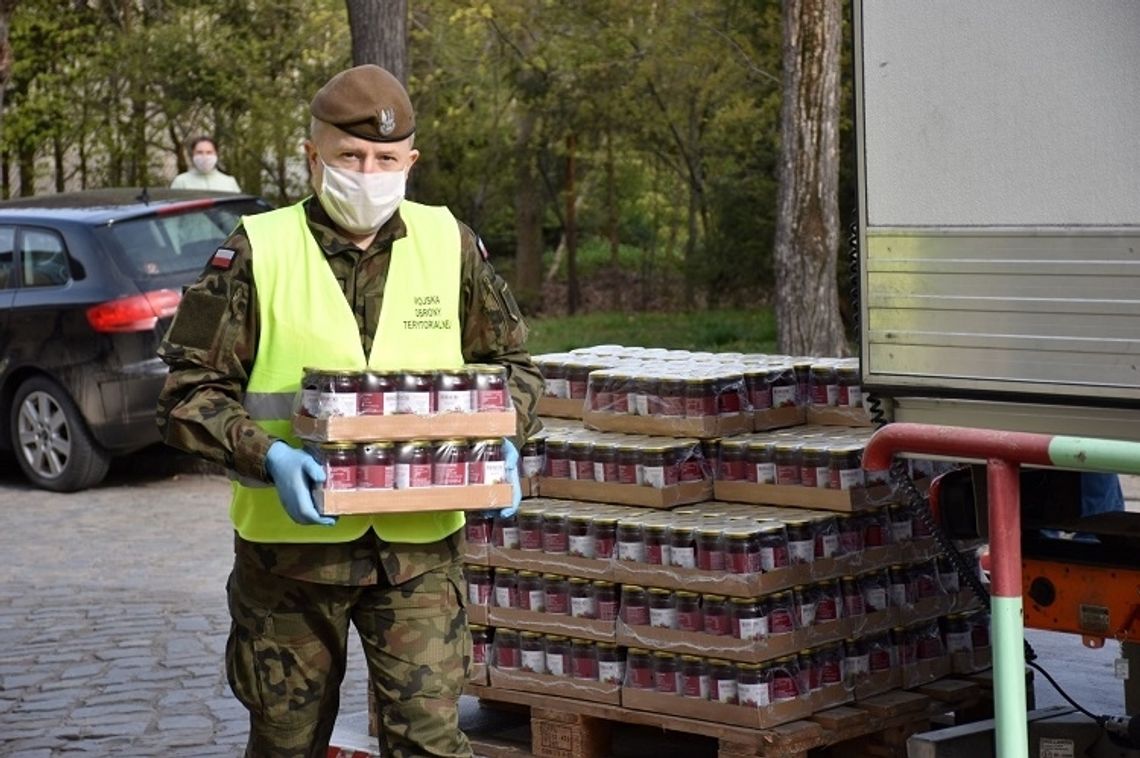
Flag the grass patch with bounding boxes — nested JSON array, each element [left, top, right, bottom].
[[525, 309, 777, 355]]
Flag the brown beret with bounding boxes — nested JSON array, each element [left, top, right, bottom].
[[310, 64, 415, 143]]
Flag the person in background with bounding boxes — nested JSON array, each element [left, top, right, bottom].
[[170, 136, 242, 192], [156, 65, 542, 757]]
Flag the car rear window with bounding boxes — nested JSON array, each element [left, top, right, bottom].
[[98, 199, 270, 279]]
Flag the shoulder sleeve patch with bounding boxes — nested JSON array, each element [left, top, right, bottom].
[[209, 247, 238, 270]]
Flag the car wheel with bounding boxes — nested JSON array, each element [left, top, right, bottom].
[[10, 376, 111, 492]]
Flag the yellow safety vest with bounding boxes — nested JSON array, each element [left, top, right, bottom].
[[232, 199, 465, 544]]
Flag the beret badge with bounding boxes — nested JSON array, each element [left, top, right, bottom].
[[378, 108, 396, 137]]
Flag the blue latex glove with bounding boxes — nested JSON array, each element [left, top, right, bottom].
[[501, 437, 522, 518], [265, 441, 336, 526]]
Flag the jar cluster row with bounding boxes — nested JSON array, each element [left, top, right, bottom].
[[311, 438, 507, 490], [299, 365, 510, 419], [482, 610, 989, 705], [537, 436, 711, 488], [464, 557, 968, 634], [466, 504, 933, 571]]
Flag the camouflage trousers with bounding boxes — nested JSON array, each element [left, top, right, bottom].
[[225, 558, 472, 758]]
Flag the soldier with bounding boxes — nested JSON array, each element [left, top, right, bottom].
[[170, 135, 242, 192], [156, 64, 542, 758]]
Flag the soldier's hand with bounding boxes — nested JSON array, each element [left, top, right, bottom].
[[265, 441, 336, 526], [500, 437, 522, 518]]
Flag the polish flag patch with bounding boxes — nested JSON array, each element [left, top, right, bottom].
[[209, 247, 237, 270]]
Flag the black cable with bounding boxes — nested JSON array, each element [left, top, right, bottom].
[[1026, 659, 1103, 723]]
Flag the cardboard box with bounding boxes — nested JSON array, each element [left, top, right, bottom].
[[293, 409, 517, 442], [467, 604, 490, 626], [469, 662, 488, 686], [620, 686, 813, 728], [805, 406, 873, 428], [853, 668, 900, 700], [489, 607, 616, 643], [535, 478, 713, 509], [485, 545, 613, 580], [582, 409, 752, 439], [900, 654, 953, 688], [521, 477, 537, 498], [490, 665, 621, 704], [753, 405, 807, 431], [951, 646, 992, 674], [713, 477, 929, 513], [537, 397, 586, 419], [615, 617, 853, 665], [462, 542, 491, 565], [811, 681, 855, 712], [315, 483, 513, 516]]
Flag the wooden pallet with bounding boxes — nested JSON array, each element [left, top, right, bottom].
[[464, 675, 1005, 758]]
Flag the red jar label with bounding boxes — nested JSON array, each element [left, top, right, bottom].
[[573, 655, 598, 680], [843, 591, 866, 617], [681, 673, 708, 699], [472, 641, 487, 664], [433, 461, 467, 487], [594, 537, 615, 559], [769, 606, 796, 634], [465, 520, 491, 545], [654, 670, 678, 694], [760, 545, 789, 571], [468, 581, 492, 605], [775, 463, 800, 485], [623, 605, 650, 626], [477, 388, 508, 411], [801, 465, 818, 487], [358, 391, 395, 416], [571, 460, 594, 481], [678, 609, 703, 632], [819, 657, 841, 685], [617, 462, 638, 484], [869, 647, 892, 671], [520, 526, 543, 551], [326, 465, 356, 490], [545, 589, 570, 615], [497, 645, 520, 669], [771, 673, 798, 702], [704, 611, 731, 637], [629, 664, 653, 689], [548, 457, 571, 479], [357, 463, 394, 490], [597, 599, 619, 621], [698, 546, 725, 572], [542, 531, 569, 554]]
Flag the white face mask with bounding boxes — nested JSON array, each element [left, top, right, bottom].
[[192, 154, 218, 174], [317, 160, 406, 235]]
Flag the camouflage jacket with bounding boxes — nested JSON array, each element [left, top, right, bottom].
[[156, 196, 543, 586]]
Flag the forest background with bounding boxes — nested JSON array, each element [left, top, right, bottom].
[[0, 0, 853, 354]]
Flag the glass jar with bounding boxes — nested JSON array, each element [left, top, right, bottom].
[[938, 555, 961, 594], [493, 568, 518, 609], [592, 442, 619, 482], [318, 442, 358, 490], [468, 438, 505, 485], [626, 648, 654, 690], [715, 374, 745, 416], [356, 441, 395, 490], [841, 575, 865, 618], [465, 510, 493, 545], [435, 369, 474, 413], [914, 559, 942, 599], [617, 520, 646, 562], [684, 378, 717, 418], [620, 585, 650, 626], [860, 569, 891, 612], [677, 442, 705, 482], [649, 588, 678, 629], [567, 515, 595, 559], [697, 527, 726, 571], [659, 378, 687, 418], [597, 643, 625, 685], [395, 440, 433, 489], [571, 639, 598, 681], [717, 440, 748, 481], [800, 446, 830, 489], [737, 663, 771, 707], [837, 365, 861, 408], [710, 659, 739, 705], [517, 570, 545, 612], [470, 624, 490, 665], [829, 445, 865, 490], [726, 529, 762, 574], [675, 591, 703, 632], [837, 513, 865, 556], [702, 594, 731, 637], [520, 438, 545, 479], [569, 577, 597, 619], [868, 632, 893, 672], [774, 442, 802, 485], [518, 509, 544, 551], [731, 597, 767, 641], [813, 515, 840, 559], [568, 441, 595, 481], [544, 439, 570, 479], [845, 636, 870, 678], [593, 518, 617, 559], [540, 361, 569, 399], [541, 512, 569, 554], [680, 656, 710, 700], [793, 361, 812, 406], [567, 364, 592, 401], [943, 613, 973, 653], [465, 565, 492, 606], [520, 632, 546, 673], [745, 368, 772, 411], [594, 581, 619, 621], [767, 590, 797, 634], [397, 370, 436, 415], [809, 363, 839, 407], [432, 439, 469, 487], [783, 519, 813, 565], [889, 564, 916, 608], [616, 445, 642, 485], [544, 635, 571, 676], [653, 652, 680, 694], [915, 622, 944, 661], [756, 523, 790, 571], [814, 579, 840, 623], [588, 371, 612, 412], [795, 584, 819, 628], [862, 507, 890, 548], [769, 364, 797, 408], [893, 626, 916, 667], [474, 364, 509, 411], [495, 629, 520, 669], [643, 524, 671, 566], [358, 370, 398, 416], [746, 441, 777, 484], [969, 612, 992, 649], [797, 648, 818, 693], [635, 376, 659, 416], [642, 446, 677, 488], [669, 526, 697, 569], [304, 368, 360, 418], [543, 574, 570, 615], [889, 504, 914, 543], [770, 656, 800, 702]]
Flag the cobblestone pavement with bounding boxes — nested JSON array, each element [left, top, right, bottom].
[[0, 449, 370, 757]]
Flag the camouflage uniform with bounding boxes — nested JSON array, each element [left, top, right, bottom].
[[157, 197, 543, 757]]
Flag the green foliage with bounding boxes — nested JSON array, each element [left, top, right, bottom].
[[526, 309, 777, 355]]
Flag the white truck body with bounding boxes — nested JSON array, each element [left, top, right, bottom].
[[854, 0, 1140, 439]]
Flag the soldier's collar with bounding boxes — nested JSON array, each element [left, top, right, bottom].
[[303, 196, 407, 255]]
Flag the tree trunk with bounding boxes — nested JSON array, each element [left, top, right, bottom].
[[774, 0, 846, 356], [18, 142, 33, 196], [345, 0, 407, 84], [53, 134, 64, 192], [0, 0, 17, 132], [513, 109, 543, 311], [565, 133, 579, 314]]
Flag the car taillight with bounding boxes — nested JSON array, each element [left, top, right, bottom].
[[86, 289, 182, 333]]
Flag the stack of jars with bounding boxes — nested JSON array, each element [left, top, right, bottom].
[[484, 569, 620, 621], [492, 629, 626, 683], [540, 431, 711, 488], [584, 369, 752, 419], [803, 358, 862, 409], [299, 364, 511, 418], [715, 430, 881, 491], [312, 437, 508, 491], [623, 648, 807, 706]]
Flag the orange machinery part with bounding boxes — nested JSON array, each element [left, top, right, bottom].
[[1022, 558, 1140, 645]]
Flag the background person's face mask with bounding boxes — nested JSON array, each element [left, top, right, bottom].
[[318, 160, 406, 235], [191, 154, 218, 174]]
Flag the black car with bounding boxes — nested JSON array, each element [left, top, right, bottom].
[[0, 188, 272, 491]]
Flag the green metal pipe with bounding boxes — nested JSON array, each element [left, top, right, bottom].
[[1049, 436, 1140, 475], [991, 595, 1028, 757]]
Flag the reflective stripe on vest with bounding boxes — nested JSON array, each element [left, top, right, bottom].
[[232, 199, 465, 544]]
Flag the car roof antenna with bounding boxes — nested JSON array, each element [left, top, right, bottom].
[[136, 186, 150, 205]]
